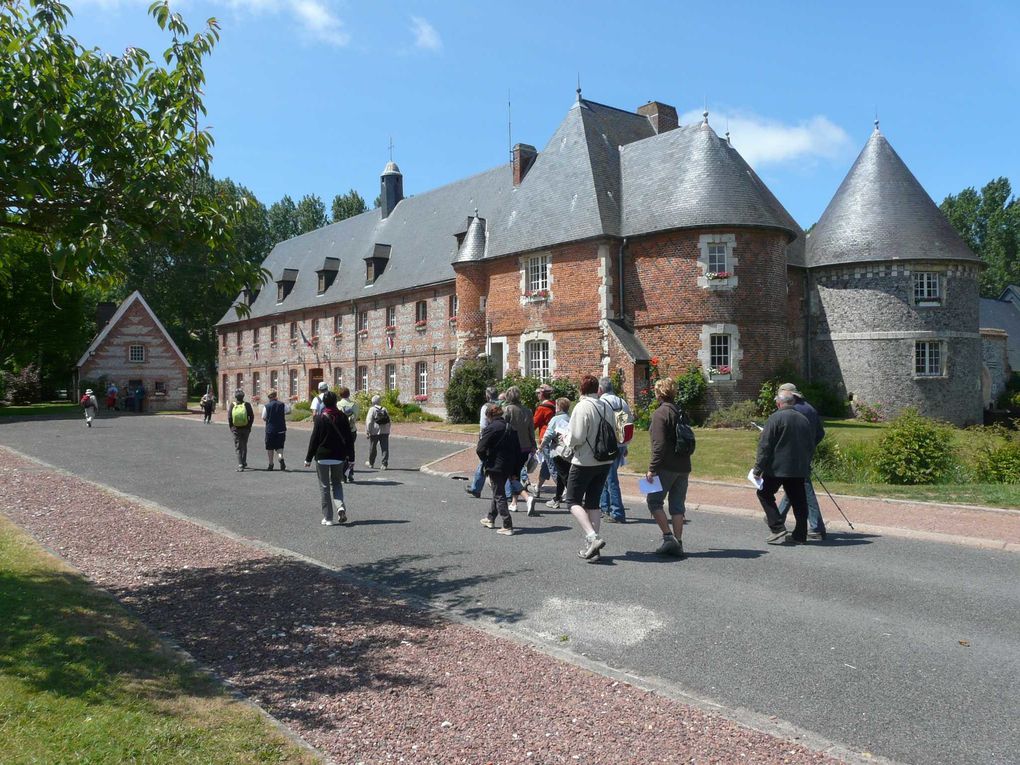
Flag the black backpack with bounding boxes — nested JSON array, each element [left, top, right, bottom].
[[673, 406, 696, 457], [374, 406, 390, 426], [587, 399, 619, 462]]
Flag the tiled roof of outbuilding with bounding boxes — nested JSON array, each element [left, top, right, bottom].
[[806, 128, 980, 268]]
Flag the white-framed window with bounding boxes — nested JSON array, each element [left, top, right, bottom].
[[449, 294, 459, 318], [270, 325, 278, 343], [289, 321, 298, 341], [415, 361, 428, 396], [415, 300, 428, 324], [914, 272, 942, 304], [524, 340, 550, 380], [310, 318, 319, 339], [236, 373, 244, 391], [357, 365, 368, 391], [698, 234, 737, 288], [358, 311, 368, 333], [915, 341, 944, 377], [288, 369, 298, 398], [333, 315, 342, 334], [129, 344, 145, 363], [270, 370, 279, 391], [333, 367, 343, 388], [707, 242, 728, 274], [386, 305, 397, 327], [253, 327, 260, 346], [252, 371, 261, 397], [710, 334, 731, 370], [386, 363, 396, 391], [526, 254, 549, 293]]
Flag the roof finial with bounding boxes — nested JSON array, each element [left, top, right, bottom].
[[388, 135, 394, 161], [725, 117, 730, 144], [576, 73, 582, 102], [473, 207, 479, 218], [702, 96, 709, 125], [874, 108, 880, 132]]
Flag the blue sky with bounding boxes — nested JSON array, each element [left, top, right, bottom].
[[69, 0, 1019, 228]]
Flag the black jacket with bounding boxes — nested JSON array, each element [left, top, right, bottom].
[[305, 409, 356, 463], [648, 401, 692, 475], [476, 418, 522, 474], [755, 407, 816, 478]]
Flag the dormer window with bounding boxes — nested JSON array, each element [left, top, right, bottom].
[[913, 272, 942, 306], [243, 286, 260, 306], [276, 268, 298, 303], [365, 244, 391, 285], [317, 257, 340, 295]]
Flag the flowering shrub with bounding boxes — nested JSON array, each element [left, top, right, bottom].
[[413, 394, 428, 402], [524, 289, 550, 300], [706, 271, 732, 280], [414, 320, 427, 329], [853, 400, 884, 423], [385, 325, 396, 333]]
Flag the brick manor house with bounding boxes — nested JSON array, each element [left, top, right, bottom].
[[217, 95, 999, 425]]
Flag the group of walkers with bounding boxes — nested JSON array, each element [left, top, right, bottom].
[[222, 370, 828, 559], [79, 382, 148, 426], [468, 374, 689, 562]]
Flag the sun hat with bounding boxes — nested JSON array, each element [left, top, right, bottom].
[[318, 381, 329, 392], [778, 382, 803, 398], [85, 389, 93, 395]]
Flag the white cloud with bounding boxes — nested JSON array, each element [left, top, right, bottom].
[[410, 15, 442, 51], [681, 108, 852, 168], [289, 0, 349, 46]]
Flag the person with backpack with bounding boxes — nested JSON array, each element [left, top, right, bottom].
[[304, 391, 356, 526], [228, 389, 255, 471], [566, 374, 618, 561], [475, 403, 520, 536], [532, 384, 558, 500], [200, 390, 216, 423], [502, 386, 538, 516], [336, 387, 358, 482], [365, 395, 392, 469], [260, 389, 291, 471], [539, 397, 573, 509], [80, 388, 98, 427], [465, 387, 500, 499], [597, 376, 633, 523], [310, 381, 329, 419], [645, 377, 693, 558]]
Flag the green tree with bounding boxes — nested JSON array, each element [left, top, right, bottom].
[[268, 195, 299, 244], [941, 178, 1020, 297], [331, 189, 367, 222], [295, 194, 327, 234], [0, 0, 255, 294]]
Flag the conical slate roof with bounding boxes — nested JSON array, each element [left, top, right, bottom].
[[806, 128, 979, 267], [453, 214, 486, 263]]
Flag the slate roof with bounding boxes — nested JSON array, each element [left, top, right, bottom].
[[607, 320, 651, 363], [980, 298, 1020, 370], [78, 291, 190, 368], [219, 98, 803, 327], [806, 128, 980, 268]]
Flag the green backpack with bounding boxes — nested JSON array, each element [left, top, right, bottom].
[[231, 402, 250, 427]]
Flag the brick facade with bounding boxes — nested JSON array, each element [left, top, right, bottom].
[[78, 295, 189, 411]]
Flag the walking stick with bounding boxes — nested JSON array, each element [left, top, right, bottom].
[[810, 471, 855, 530]]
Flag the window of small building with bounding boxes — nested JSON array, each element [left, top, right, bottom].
[[526, 254, 549, 293], [289, 369, 298, 398], [317, 272, 327, 295], [524, 340, 550, 380], [128, 345, 145, 363], [357, 365, 368, 391], [253, 327, 260, 346], [386, 364, 396, 391], [707, 242, 728, 274], [915, 341, 944, 377], [220, 334, 227, 350], [277, 281, 294, 303], [154, 381, 167, 395], [415, 361, 428, 397], [710, 334, 731, 371], [913, 272, 942, 305]]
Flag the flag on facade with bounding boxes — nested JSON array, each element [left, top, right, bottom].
[[386, 334, 394, 350], [299, 326, 313, 348]]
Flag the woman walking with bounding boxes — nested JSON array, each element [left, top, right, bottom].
[[540, 397, 573, 509], [261, 389, 291, 471], [365, 395, 392, 469], [502, 386, 537, 515], [304, 391, 355, 525], [200, 390, 216, 423], [476, 403, 520, 536], [645, 377, 692, 558]]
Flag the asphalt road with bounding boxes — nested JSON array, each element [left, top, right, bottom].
[[2, 413, 1018, 765]]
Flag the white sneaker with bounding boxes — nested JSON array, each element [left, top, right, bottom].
[[526, 496, 538, 517], [509, 500, 518, 512], [546, 499, 561, 509], [365, 461, 372, 468], [580, 535, 606, 559], [321, 518, 338, 526]]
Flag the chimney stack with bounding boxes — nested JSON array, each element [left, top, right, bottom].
[[380, 161, 404, 219], [637, 101, 678, 134], [512, 143, 538, 186], [95, 301, 117, 331]]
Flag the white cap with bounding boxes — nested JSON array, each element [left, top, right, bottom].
[[317, 381, 329, 392]]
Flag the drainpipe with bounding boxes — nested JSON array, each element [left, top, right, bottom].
[[617, 237, 628, 323], [351, 300, 358, 386], [803, 269, 811, 380]]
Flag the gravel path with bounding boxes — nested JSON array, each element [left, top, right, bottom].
[[1, 448, 840, 765]]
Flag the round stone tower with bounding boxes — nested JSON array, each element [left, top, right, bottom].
[[806, 124, 983, 425], [450, 212, 488, 364]]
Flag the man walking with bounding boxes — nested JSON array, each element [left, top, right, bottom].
[[466, 386, 500, 498], [80, 388, 98, 427], [365, 395, 392, 469], [310, 381, 329, 419], [261, 389, 290, 471], [598, 376, 632, 523], [228, 389, 255, 472], [336, 387, 358, 482], [775, 383, 828, 539], [753, 390, 816, 545], [566, 374, 617, 561]]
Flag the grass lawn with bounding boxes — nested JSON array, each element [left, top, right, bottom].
[[0, 402, 79, 418], [0, 516, 319, 764]]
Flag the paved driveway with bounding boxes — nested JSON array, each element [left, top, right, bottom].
[[2, 413, 1018, 765]]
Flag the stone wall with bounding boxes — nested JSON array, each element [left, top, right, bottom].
[[79, 300, 189, 411], [981, 329, 1010, 408], [809, 261, 982, 425]]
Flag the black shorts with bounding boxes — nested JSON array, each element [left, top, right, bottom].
[[564, 463, 611, 510]]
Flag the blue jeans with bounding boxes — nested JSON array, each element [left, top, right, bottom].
[[778, 478, 825, 532], [599, 454, 625, 520], [469, 462, 486, 494]]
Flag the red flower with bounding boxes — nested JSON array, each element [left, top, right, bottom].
[[651, 356, 660, 367]]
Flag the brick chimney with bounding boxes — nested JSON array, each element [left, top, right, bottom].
[[95, 301, 117, 330], [637, 101, 678, 134], [512, 143, 537, 186]]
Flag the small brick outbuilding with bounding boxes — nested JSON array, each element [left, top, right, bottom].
[[76, 291, 190, 411]]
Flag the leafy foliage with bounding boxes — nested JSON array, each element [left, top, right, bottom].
[[973, 433, 1020, 483], [331, 190, 367, 223], [0, 0, 255, 292], [874, 409, 957, 484], [294, 194, 328, 234], [852, 400, 885, 423], [756, 362, 848, 417], [675, 365, 707, 410], [941, 178, 1020, 297], [703, 399, 760, 429], [445, 358, 498, 423], [1, 364, 41, 404], [267, 195, 299, 245], [496, 371, 541, 411]]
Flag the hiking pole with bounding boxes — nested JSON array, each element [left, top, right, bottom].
[[810, 471, 855, 530]]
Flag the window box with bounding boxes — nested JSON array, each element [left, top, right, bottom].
[[358, 329, 369, 339], [385, 325, 397, 335], [413, 394, 428, 402], [448, 316, 457, 326], [709, 365, 732, 381], [706, 271, 733, 281], [523, 289, 550, 303], [414, 320, 427, 331]]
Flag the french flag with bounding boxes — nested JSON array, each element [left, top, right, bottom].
[[299, 326, 313, 348]]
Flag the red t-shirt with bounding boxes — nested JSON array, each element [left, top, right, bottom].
[[533, 400, 556, 441]]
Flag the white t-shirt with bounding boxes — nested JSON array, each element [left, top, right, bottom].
[[311, 395, 325, 416]]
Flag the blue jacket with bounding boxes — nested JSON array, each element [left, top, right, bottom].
[[263, 399, 287, 435]]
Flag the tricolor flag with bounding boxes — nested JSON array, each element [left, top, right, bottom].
[[386, 334, 394, 350], [299, 325, 314, 348]]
